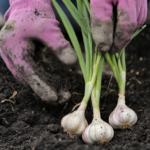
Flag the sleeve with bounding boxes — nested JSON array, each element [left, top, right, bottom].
[[0, 0, 10, 16]]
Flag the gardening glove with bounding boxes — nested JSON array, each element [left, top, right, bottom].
[[0, 0, 77, 104], [90, 0, 147, 53]]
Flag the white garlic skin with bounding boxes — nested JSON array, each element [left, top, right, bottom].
[[109, 95, 137, 129], [82, 118, 114, 144], [61, 102, 88, 136]]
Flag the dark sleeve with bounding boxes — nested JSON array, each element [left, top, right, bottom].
[[0, 0, 10, 16]]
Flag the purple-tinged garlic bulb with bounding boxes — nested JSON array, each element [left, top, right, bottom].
[[109, 93, 137, 129]]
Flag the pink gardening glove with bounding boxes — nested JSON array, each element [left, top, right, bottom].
[[90, 0, 147, 53], [0, 0, 77, 104]]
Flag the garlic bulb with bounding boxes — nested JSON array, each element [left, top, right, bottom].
[[61, 101, 88, 136], [109, 93, 137, 129], [82, 109, 114, 144]]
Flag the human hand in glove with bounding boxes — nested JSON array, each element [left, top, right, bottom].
[[0, 0, 77, 104], [90, 0, 147, 53]]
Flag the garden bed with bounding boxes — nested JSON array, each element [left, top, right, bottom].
[[0, 25, 150, 150]]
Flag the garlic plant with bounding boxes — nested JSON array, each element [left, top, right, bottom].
[[105, 46, 141, 129], [53, 0, 104, 136], [60, 51, 102, 136], [52, 0, 146, 143], [61, 101, 88, 135], [109, 92, 137, 129], [82, 58, 114, 144]]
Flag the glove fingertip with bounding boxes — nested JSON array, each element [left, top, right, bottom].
[[57, 45, 77, 65], [97, 42, 112, 53], [58, 89, 71, 104], [41, 89, 58, 103], [91, 22, 113, 53]]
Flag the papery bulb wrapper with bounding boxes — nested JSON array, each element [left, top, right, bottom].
[[61, 101, 88, 136], [109, 93, 137, 129], [82, 109, 114, 144]]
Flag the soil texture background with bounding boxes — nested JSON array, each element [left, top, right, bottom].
[[0, 26, 150, 150]]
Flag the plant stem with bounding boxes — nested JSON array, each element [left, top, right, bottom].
[[91, 57, 105, 111], [104, 53, 118, 83], [83, 0, 90, 13], [88, 32, 93, 80], [93, 46, 98, 65], [83, 52, 102, 104], [81, 2, 92, 82], [77, 0, 92, 82], [104, 53, 125, 94], [121, 48, 126, 72], [82, 30, 90, 82], [91, 52, 102, 84], [119, 48, 126, 95], [82, 81, 94, 104], [111, 55, 121, 84], [52, 0, 86, 79], [62, 0, 88, 35], [117, 58, 123, 73], [119, 71, 126, 94]]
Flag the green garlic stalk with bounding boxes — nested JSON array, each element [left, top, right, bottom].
[[105, 48, 138, 129], [52, 0, 146, 136], [76, 0, 144, 130], [82, 57, 114, 144], [105, 26, 146, 129], [61, 52, 102, 135], [52, 0, 105, 136]]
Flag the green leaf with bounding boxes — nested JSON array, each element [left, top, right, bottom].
[[118, 25, 147, 59], [83, 0, 90, 13], [76, 0, 90, 82], [62, 0, 88, 35], [51, 0, 86, 79], [81, 1, 90, 30], [131, 25, 146, 40]]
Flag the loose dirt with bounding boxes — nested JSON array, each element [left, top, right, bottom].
[[0, 25, 150, 150]]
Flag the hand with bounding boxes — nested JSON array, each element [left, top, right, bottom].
[[0, 0, 77, 104], [90, 0, 147, 53]]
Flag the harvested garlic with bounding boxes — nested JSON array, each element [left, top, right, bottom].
[[82, 109, 114, 144], [109, 92, 137, 129], [61, 101, 88, 136]]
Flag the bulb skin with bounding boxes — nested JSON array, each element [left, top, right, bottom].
[[61, 102, 88, 136], [109, 95, 137, 129], [82, 118, 114, 144]]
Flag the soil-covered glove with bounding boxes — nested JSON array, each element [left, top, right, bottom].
[[90, 0, 147, 53], [0, 0, 77, 104]]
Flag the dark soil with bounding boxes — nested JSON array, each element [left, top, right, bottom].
[[0, 26, 150, 150]]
